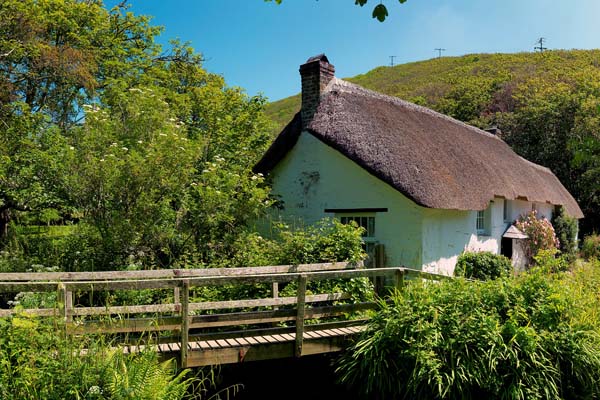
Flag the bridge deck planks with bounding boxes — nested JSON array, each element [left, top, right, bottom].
[[139, 325, 367, 367]]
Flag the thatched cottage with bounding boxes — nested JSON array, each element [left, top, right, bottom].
[[255, 55, 583, 275]]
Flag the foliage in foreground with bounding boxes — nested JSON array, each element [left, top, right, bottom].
[[0, 313, 199, 400], [337, 259, 600, 399], [454, 251, 512, 280]]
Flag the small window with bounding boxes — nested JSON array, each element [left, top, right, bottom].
[[339, 216, 375, 237], [338, 214, 378, 267], [532, 203, 537, 212], [503, 199, 509, 222], [476, 210, 485, 233]]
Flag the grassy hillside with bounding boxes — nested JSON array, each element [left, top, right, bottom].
[[266, 50, 600, 130], [265, 50, 600, 234]]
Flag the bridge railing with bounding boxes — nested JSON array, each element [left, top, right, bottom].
[[0, 262, 451, 367]]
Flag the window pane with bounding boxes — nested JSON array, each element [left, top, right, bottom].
[[338, 215, 376, 238], [477, 210, 485, 231]]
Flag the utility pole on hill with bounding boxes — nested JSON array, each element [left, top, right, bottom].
[[434, 48, 446, 58], [534, 37, 547, 52], [389, 55, 397, 66]]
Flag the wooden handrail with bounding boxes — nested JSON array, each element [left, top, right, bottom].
[[0, 267, 413, 293], [0, 261, 362, 282], [0, 263, 453, 366]]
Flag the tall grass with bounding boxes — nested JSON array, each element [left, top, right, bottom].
[[336, 259, 600, 399]]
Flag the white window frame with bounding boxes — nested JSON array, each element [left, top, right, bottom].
[[337, 213, 378, 266], [338, 214, 376, 239], [476, 210, 486, 234], [503, 199, 510, 222]]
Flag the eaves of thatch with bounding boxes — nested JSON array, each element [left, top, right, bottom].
[[255, 78, 583, 219]]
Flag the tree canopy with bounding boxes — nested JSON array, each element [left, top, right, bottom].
[[0, 0, 274, 270]]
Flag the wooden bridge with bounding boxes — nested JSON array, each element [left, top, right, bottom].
[[0, 261, 449, 368]]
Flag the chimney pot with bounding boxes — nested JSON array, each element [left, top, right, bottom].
[[299, 54, 335, 129]]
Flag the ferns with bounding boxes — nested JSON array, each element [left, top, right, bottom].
[[107, 351, 193, 400]]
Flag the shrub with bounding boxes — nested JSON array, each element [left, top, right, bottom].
[[454, 251, 512, 280], [581, 234, 600, 260], [0, 313, 197, 400], [337, 263, 600, 399], [533, 248, 570, 272], [515, 210, 559, 265], [552, 206, 579, 258]]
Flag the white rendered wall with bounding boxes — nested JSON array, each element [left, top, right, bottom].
[[265, 132, 555, 275], [267, 132, 424, 268], [421, 199, 502, 275]]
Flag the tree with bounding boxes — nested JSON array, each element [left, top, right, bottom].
[[0, 0, 162, 239], [1, 0, 274, 271]]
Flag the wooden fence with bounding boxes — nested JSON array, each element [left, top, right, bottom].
[[0, 260, 451, 367]]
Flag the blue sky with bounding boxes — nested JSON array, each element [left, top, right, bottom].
[[108, 0, 600, 102]]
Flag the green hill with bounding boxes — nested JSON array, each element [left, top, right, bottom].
[[265, 50, 600, 234]]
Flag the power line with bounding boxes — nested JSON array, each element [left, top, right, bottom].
[[534, 37, 547, 52], [434, 48, 446, 58], [389, 55, 397, 66]]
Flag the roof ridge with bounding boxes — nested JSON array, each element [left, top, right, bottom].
[[517, 155, 553, 174], [326, 78, 503, 142]]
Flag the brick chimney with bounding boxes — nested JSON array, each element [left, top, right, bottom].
[[299, 54, 335, 129]]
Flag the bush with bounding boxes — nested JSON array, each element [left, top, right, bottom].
[[337, 262, 600, 399], [552, 206, 579, 258], [515, 210, 559, 265], [454, 251, 512, 280], [582, 234, 600, 260], [533, 248, 570, 272]]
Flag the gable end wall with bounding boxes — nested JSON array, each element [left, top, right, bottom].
[[267, 131, 424, 269]]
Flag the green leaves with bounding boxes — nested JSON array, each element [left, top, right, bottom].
[[337, 262, 600, 399], [372, 3, 388, 22], [268, 0, 409, 21]]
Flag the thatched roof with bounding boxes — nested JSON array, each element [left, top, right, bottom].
[[255, 78, 583, 218]]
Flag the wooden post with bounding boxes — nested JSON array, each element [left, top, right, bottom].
[[272, 282, 279, 308], [295, 274, 307, 357], [180, 279, 190, 368], [271, 282, 280, 327], [173, 287, 181, 312], [395, 269, 405, 292], [374, 244, 386, 296], [65, 290, 73, 323], [57, 283, 72, 323]]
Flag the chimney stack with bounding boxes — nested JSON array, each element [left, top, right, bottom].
[[299, 54, 335, 129]]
